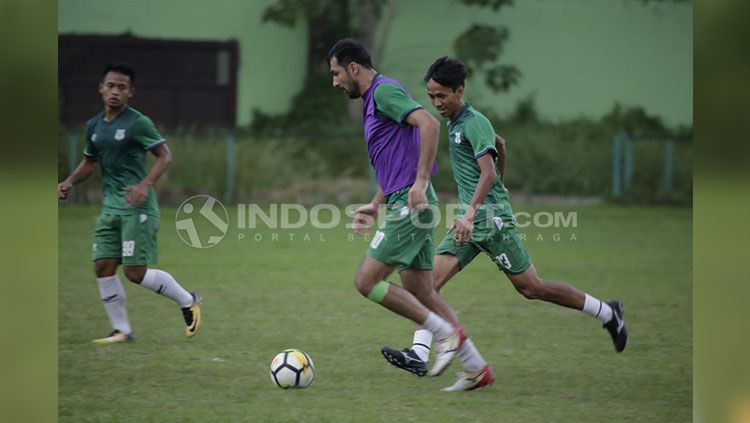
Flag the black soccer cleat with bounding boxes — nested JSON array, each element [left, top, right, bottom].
[[181, 292, 202, 339], [603, 300, 628, 352], [381, 347, 428, 377]]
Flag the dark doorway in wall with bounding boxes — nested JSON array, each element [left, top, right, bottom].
[[59, 33, 239, 129]]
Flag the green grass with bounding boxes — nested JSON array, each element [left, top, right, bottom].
[[59, 204, 692, 422]]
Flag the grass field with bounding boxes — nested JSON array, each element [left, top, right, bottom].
[[59, 204, 692, 422]]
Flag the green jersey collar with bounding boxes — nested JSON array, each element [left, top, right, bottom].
[[449, 102, 471, 125], [102, 105, 130, 124]]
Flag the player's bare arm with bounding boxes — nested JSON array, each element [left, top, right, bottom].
[[58, 155, 98, 200], [124, 143, 172, 207], [451, 153, 497, 245], [353, 187, 385, 235], [405, 108, 440, 211], [495, 133, 506, 181]]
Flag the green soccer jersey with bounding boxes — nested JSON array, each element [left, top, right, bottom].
[[373, 82, 422, 123], [447, 104, 514, 225], [83, 106, 164, 216]]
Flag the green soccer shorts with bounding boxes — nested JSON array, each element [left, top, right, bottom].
[[366, 184, 438, 272], [92, 212, 159, 266], [436, 215, 532, 275]]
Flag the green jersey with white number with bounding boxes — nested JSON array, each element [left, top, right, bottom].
[[83, 106, 164, 217], [447, 104, 514, 225]]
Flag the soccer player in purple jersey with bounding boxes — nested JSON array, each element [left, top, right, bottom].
[[327, 38, 493, 382]]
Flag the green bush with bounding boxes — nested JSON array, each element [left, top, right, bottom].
[[58, 104, 692, 206], [58, 133, 371, 206]]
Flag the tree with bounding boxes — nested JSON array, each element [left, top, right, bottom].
[[453, 0, 520, 92], [262, 0, 355, 76], [252, 0, 518, 133], [252, 0, 386, 134]]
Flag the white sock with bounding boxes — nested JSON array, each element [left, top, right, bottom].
[[421, 312, 453, 339], [97, 275, 132, 334], [458, 338, 487, 372], [140, 269, 194, 308], [582, 294, 613, 324], [412, 329, 432, 362]]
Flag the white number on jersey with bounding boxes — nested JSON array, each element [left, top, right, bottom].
[[370, 231, 385, 249], [495, 252, 512, 269], [122, 240, 135, 257]]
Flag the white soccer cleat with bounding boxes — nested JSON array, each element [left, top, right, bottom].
[[429, 326, 467, 376], [441, 365, 496, 392]]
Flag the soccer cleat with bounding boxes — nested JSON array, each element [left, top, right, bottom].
[[92, 329, 133, 344], [429, 326, 467, 377], [380, 347, 428, 377], [603, 300, 627, 352], [441, 365, 496, 392], [181, 292, 202, 338]]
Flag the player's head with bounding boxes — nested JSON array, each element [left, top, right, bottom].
[[424, 56, 467, 120], [327, 38, 373, 99], [99, 62, 136, 109]]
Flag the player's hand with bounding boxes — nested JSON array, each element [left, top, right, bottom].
[[450, 216, 474, 247], [354, 203, 378, 216], [407, 181, 428, 212], [124, 183, 149, 207], [58, 180, 73, 200], [352, 203, 379, 235]]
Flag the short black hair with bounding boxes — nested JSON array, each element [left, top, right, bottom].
[[102, 62, 136, 84], [424, 56, 467, 91], [326, 38, 373, 69]]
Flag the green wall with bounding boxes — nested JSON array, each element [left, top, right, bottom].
[[376, 0, 692, 127], [59, 0, 692, 127]]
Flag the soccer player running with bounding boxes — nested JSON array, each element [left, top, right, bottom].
[[382, 57, 628, 391], [58, 63, 202, 344], [327, 39, 491, 379]]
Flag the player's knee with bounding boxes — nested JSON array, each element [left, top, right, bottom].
[[511, 271, 547, 300], [433, 276, 448, 293], [123, 266, 146, 284], [514, 281, 544, 300], [94, 264, 108, 278], [94, 261, 116, 278], [353, 273, 374, 297]]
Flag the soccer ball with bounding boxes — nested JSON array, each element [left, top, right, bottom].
[[269, 349, 315, 389]]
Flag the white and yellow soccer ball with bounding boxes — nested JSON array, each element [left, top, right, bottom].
[[269, 349, 315, 389]]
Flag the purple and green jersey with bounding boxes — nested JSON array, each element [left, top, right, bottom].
[[361, 74, 437, 196]]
